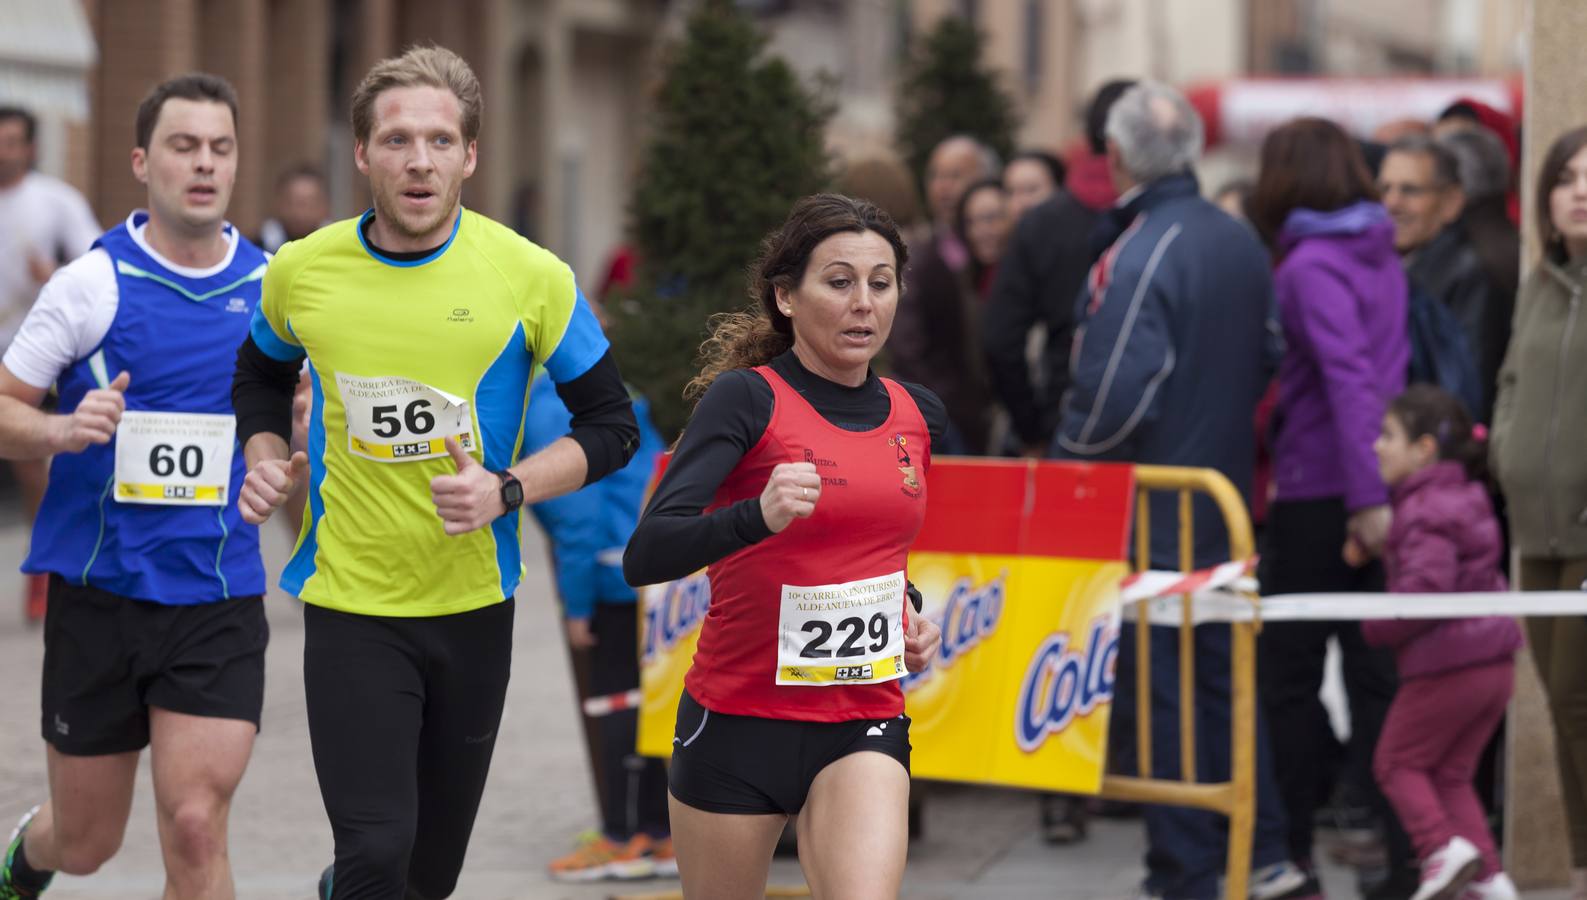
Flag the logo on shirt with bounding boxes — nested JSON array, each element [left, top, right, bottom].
[[804, 448, 838, 468], [889, 433, 921, 498], [802, 448, 847, 487], [225, 297, 249, 314], [447, 307, 474, 324]]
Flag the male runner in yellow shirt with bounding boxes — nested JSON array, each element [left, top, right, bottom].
[[231, 45, 636, 898]]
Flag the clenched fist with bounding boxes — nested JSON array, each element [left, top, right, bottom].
[[904, 612, 942, 673], [430, 437, 504, 536], [759, 461, 821, 533], [240, 451, 310, 524], [50, 371, 129, 453]]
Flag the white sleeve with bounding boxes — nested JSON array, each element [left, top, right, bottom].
[[1, 250, 117, 389]]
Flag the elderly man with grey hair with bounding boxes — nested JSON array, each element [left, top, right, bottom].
[[1381, 132, 1516, 422], [1055, 81, 1313, 900]]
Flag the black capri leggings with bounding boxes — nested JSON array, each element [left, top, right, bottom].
[[304, 598, 514, 899]]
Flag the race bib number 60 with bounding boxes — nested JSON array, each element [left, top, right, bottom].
[[336, 373, 475, 463], [776, 570, 908, 686], [113, 411, 235, 506]]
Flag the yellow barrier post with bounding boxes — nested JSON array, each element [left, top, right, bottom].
[[1136, 491, 1153, 779], [1099, 465, 1258, 900], [1179, 489, 1196, 785]]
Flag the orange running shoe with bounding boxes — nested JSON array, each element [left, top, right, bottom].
[[649, 835, 678, 878], [549, 832, 655, 882]]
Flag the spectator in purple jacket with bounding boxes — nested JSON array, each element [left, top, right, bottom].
[[1365, 384, 1521, 900], [1249, 117, 1415, 897]]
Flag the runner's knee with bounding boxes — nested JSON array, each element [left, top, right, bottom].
[[160, 798, 226, 867], [52, 829, 123, 877]]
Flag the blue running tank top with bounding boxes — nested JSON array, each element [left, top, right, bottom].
[[24, 212, 268, 604]]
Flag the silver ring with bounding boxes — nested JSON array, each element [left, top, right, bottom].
[[802, 487, 809, 501]]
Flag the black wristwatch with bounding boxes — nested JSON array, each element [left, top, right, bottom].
[[496, 470, 524, 516]]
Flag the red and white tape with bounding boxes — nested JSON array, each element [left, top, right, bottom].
[[582, 689, 642, 718], [1120, 558, 1257, 605]]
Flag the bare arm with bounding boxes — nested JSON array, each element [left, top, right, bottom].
[[0, 365, 127, 460], [512, 435, 587, 505]]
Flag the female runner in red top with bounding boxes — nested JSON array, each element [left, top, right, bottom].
[[625, 194, 945, 898]]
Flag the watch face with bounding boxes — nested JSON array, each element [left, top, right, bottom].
[[503, 479, 525, 507]]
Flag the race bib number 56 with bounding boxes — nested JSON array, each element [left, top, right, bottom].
[[113, 411, 235, 506], [335, 373, 475, 463], [776, 571, 908, 686]]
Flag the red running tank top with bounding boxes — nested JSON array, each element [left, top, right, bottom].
[[684, 365, 931, 721]]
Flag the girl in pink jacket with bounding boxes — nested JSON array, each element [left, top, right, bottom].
[[1367, 384, 1522, 900]]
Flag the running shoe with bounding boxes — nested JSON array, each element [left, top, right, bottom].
[[649, 836, 678, 878], [1411, 836, 1481, 900], [548, 831, 654, 882], [1, 806, 51, 899], [1248, 861, 1318, 899]]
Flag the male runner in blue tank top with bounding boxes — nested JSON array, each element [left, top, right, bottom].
[[0, 74, 268, 900]]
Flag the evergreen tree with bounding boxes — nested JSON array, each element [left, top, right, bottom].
[[610, 0, 833, 438], [895, 15, 1018, 192]]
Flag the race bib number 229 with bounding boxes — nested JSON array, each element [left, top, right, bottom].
[[776, 570, 908, 686]]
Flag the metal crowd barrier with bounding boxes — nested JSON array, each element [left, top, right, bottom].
[[1101, 464, 1261, 900]]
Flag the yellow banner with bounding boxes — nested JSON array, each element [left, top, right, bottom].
[[637, 459, 1135, 795], [901, 553, 1126, 794]]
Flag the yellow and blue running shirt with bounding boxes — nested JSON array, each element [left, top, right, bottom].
[[249, 209, 608, 616]]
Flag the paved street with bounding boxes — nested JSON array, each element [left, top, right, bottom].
[[0, 508, 1564, 899]]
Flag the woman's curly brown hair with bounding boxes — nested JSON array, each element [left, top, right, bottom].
[[686, 193, 909, 399]]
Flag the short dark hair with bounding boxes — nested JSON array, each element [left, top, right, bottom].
[[1249, 117, 1377, 247], [1008, 150, 1066, 191], [275, 161, 326, 192], [0, 106, 37, 144], [1538, 125, 1587, 264], [1385, 135, 1460, 189], [1085, 79, 1137, 154], [1438, 101, 1482, 126], [134, 73, 239, 149]]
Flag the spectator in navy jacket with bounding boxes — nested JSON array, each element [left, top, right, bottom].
[[1056, 81, 1308, 900], [1249, 116, 1415, 897]]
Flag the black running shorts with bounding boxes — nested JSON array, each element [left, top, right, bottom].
[[667, 689, 910, 816], [41, 574, 269, 756]]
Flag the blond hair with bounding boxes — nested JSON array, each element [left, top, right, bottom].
[[351, 44, 482, 144]]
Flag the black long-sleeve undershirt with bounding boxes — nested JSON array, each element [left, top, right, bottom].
[[623, 351, 948, 587]]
